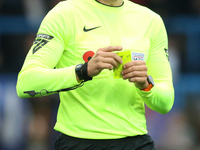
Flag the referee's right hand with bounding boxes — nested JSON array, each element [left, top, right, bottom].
[[87, 46, 123, 77]]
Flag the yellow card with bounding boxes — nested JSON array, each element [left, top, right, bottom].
[[113, 51, 131, 79], [113, 51, 145, 79]]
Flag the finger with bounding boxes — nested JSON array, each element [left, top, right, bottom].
[[96, 62, 115, 70], [104, 53, 123, 65], [122, 65, 147, 76], [123, 71, 147, 80], [101, 57, 118, 68], [128, 76, 147, 83], [95, 51, 123, 64], [99, 46, 123, 53], [123, 60, 146, 69]]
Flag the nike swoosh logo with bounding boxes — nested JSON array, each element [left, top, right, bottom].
[[83, 26, 101, 32]]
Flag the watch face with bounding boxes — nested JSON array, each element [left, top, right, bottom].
[[147, 75, 155, 86], [76, 64, 83, 70], [75, 64, 84, 80]]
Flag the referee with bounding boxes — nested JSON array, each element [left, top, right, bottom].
[[16, 0, 174, 149]]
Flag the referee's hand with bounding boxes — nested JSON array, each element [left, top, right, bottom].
[[87, 46, 123, 77], [122, 60, 149, 90]]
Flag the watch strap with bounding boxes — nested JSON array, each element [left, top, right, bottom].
[[141, 75, 154, 91], [141, 83, 153, 91], [82, 62, 93, 81], [76, 63, 92, 82]]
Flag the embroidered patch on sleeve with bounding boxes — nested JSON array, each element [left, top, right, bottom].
[[32, 34, 54, 54]]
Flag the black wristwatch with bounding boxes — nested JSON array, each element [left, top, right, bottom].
[[75, 63, 92, 82], [75, 64, 84, 80]]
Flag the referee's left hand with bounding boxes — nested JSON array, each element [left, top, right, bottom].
[[121, 60, 149, 90]]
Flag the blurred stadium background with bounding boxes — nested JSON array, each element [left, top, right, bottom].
[[0, 0, 200, 150]]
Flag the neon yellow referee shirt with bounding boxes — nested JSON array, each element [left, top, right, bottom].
[[17, 0, 174, 139]]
